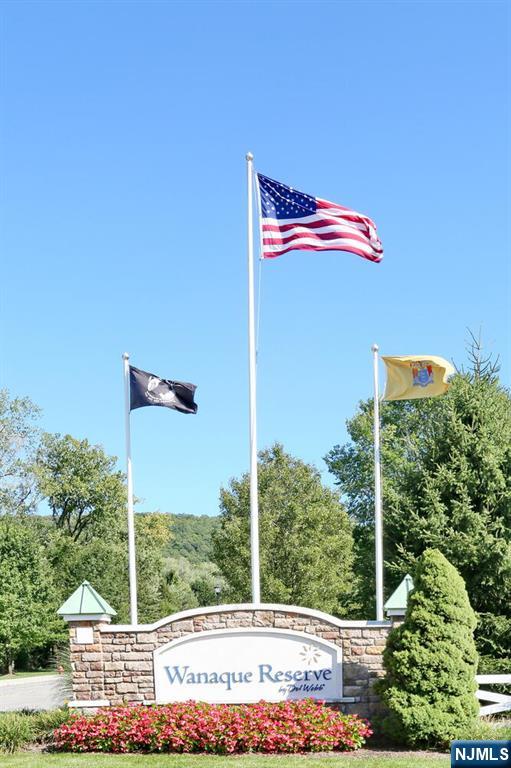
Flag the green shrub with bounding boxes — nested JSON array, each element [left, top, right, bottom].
[[32, 708, 70, 742], [0, 712, 35, 753], [376, 549, 479, 748], [0, 708, 70, 753]]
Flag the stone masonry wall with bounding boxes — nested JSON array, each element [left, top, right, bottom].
[[68, 607, 392, 719]]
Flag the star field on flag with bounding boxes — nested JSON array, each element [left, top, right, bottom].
[[257, 173, 383, 263]]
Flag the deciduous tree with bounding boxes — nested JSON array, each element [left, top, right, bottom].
[[34, 433, 126, 541], [213, 443, 356, 615], [0, 516, 64, 674], [0, 389, 40, 515], [35, 435, 173, 623]]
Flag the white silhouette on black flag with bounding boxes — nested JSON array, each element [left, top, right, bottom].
[[129, 366, 198, 414]]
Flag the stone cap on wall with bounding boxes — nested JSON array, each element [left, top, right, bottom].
[[57, 580, 117, 623], [103, 603, 392, 633]]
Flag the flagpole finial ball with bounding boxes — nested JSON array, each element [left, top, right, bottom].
[[372, 343, 379, 353], [122, 352, 130, 361], [246, 152, 254, 161]]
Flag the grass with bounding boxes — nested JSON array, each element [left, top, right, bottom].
[[0, 670, 57, 681], [0, 755, 450, 768]]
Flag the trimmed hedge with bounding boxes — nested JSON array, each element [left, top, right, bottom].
[[53, 700, 372, 754]]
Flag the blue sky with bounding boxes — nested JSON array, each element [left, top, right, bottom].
[[1, 1, 509, 518]]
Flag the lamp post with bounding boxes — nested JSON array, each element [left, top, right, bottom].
[[214, 584, 222, 605]]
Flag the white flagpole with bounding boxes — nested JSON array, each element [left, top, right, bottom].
[[246, 152, 261, 604], [372, 343, 384, 621], [122, 352, 138, 625]]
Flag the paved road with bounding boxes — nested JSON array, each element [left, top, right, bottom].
[[0, 675, 68, 711]]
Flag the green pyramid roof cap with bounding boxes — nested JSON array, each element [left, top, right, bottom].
[[57, 581, 117, 617], [384, 574, 414, 611]]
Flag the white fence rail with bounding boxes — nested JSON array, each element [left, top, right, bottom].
[[476, 675, 511, 716]]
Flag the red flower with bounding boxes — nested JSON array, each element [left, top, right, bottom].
[[53, 699, 371, 754]]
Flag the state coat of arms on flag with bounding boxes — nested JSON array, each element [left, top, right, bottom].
[[382, 355, 455, 401], [412, 362, 434, 388]]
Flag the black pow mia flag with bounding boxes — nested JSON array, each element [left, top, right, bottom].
[[129, 366, 198, 415]]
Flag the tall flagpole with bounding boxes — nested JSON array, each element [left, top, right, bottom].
[[246, 152, 261, 603], [372, 343, 384, 621], [122, 352, 138, 625]]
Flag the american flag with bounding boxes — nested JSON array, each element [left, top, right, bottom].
[[257, 173, 383, 263]]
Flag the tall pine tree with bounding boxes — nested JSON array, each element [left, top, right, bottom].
[[326, 342, 511, 659]]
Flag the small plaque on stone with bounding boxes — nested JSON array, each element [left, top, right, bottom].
[[76, 626, 94, 644]]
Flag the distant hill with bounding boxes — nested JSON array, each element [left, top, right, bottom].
[[166, 513, 220, 564]]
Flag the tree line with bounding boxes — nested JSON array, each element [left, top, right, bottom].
[[0, 339, 509, 675]]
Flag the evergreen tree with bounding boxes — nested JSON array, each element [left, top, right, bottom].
[[389, 373, 511, 657], [325, 346, 511, 658], [213, 443, 356, 615], [377, 549, 478, 747], [325, 394, 440, 615]]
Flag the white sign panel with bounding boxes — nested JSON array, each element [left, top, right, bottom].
[[154, 628, 343, 704], [75, 626, 94, 644]]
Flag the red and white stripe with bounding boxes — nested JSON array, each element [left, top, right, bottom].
[[260, 197, 383, 263]]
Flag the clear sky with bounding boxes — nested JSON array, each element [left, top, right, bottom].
[[1, 0, 509, 518]]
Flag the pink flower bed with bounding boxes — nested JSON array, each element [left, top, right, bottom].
[[53, 699, 372, 754]]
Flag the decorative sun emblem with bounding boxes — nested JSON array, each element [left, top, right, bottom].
[[299, 645, 321, 666]]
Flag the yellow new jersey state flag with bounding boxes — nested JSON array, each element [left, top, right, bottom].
[[381, 355, 455, 401]]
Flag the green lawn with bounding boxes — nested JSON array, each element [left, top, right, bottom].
[[0, 670, 57, 681], [0, 753, 450, 768]]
